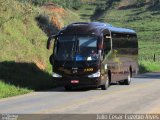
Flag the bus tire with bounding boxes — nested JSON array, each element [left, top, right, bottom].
[[124, 70, 132, 85], [119, 68, 132, 85], [125, 74, 131, 85], [101, 76, 109, 90]]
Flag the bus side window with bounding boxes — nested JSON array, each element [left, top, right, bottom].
[[120, 34, 137, 48], [112, 33, 121, 49]]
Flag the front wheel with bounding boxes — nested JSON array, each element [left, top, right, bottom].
[[101, 77, 109, 90]]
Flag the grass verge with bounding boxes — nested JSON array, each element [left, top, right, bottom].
[[0, 81, 31, 99], [139, 61, 160, 73]]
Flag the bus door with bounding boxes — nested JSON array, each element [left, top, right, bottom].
[[100, 34, 112, 84]]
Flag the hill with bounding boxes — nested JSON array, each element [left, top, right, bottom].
[[0, 0, 81, 98]]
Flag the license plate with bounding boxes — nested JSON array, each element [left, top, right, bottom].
[[71, 80, 79, 84]]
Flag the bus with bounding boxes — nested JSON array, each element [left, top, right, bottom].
[[47, 22, 138, 90]]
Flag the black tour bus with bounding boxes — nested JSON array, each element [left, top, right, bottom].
[[47, 22, 138, 90]]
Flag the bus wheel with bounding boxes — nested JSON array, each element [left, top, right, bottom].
[[101, 77, 109, 90], [124, 72, 131, 85], [64, 86, 72, 91], [119, 68, 132, 85]]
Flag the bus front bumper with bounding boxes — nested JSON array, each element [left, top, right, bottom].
[[53, 76, 101, 87]]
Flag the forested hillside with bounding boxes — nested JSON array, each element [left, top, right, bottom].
[[0, 0, 160, 98]]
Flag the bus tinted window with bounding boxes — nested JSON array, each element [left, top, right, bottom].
[[112, 33, 137, 48], [55, 35, 99, 61]]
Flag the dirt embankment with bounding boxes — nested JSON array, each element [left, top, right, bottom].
[[43, 3, 66, 30], [35, 3, 68, 70]]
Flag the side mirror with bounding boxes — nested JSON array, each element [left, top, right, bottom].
[[47, 35, 56, 50], [104, 34, 111, 39], [49, 54, 54, 65]]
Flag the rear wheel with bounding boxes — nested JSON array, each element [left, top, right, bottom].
[[124, 73, 131, 85], [119, 70, 132, 85]]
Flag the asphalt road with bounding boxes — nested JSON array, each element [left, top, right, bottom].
[[0, 73, 160, 115]]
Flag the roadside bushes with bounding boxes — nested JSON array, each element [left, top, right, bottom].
[[18, 0, 83, 9]]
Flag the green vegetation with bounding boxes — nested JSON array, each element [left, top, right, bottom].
[[18, 0, 86, 9], [0, 0, 53, 98], [0, 0, 160, 98], [0, 81, 31, 98], [139, 61, 160, 73], [0, 0, 81, 98]]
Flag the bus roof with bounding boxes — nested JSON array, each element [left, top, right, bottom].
[[59, 22, 136, 35]]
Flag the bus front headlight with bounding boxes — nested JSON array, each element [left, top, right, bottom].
[[52, 72, 62, 78], [88, 70, 100, 78]]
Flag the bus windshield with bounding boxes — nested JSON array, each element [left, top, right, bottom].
[[55, 35, 99, 61]]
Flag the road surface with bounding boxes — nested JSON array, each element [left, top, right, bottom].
[[0, 73, 160, 115]]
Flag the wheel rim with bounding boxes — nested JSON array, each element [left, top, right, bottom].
[[128, 74, 131, 83], [106, 77, 109, 87]]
